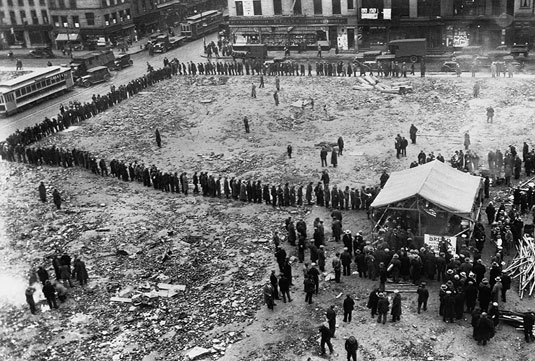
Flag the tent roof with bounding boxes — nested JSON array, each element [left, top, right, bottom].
[[371, 160, 482, 214]]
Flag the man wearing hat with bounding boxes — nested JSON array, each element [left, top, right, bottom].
[[491, 277, 503, 305], [488, 302, 500, 327], [326, 305, 337, 337], [474, 312, 495, 345], [478, 278, 492, 312], [377, 292, 390, 324], [319, 322, 334, 355], [345, 335, 359, 361], [443, 290, 455, 323], [391, 290, 402, 322], [332, 253, 342, 283], [343, 230, 353, 254], [501, 269, 511, 303], [341, 247, 352, 276], [416, 282, 429, 314], [317, 245, 326, 272], [523, 309, 535, 343], [308, 263, 320, 294], [465, 280, 478, 313], [304, 275, 315, 304], [343, 294, 355, 323]]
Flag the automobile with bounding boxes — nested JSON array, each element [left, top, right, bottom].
[[76, 66, 111, 87], [111, 53, 133, 70], [29, 47, 55, 58], [511, 43, 528, 57], [441, 61, 461, 72], [153, 42, 169, 53]]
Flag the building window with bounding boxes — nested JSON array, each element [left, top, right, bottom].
[[28, 0, 34, 5], [61, 15, 68, 27], [17, 0, 23, 5], [101, 0, 106, 7], [20, 10, 26, 23], [314, 0, 322, 14], [112, 12, 117, 23], [0, 11, 4, 25], [52, 15, 59, 27], [417, 0, 440, 17], [126, 8, 130, 19], [31, 9, 38, 24], [86, 12, 94, 25], [9, 11, 16, 24], [347, 0, 353, 10], [69, 0, 76, 8], [39, 0, 45, 5], [521, 0, 530, 7], [293, 0, 301, 14], [235, 1, 243, 15], [273, 0, 282, 14], [332, 0, 341, 14], [104, 13, 110, 25], [7, 0, 12, 6], [58, 0, 65, 8], [72, 15, 79, 27], [41, 9, 48, 23], [392, 0, 409, 17], [253, 0, 262, 15], [110, 0, 115, 5]]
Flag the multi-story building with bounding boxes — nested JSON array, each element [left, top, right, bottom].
[[512, 0, 535, 46], [0, 0, 53, 48], [228, 0, 359, 50], [228, 0, 516, 51], [48, 0, 135, 49], [358, 0, 514, 50]]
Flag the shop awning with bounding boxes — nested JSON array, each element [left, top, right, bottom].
[[56, 33, 80, 41]]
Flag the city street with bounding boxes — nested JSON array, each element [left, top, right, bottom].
[[0, 33, 217, 141]]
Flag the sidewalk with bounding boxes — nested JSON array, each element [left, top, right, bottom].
[[0, 38, 148, 60]]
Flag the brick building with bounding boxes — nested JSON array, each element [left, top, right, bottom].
[[48, 0, 135, 49], [0, 0, 52, 48], [228, 0, 517, 51]]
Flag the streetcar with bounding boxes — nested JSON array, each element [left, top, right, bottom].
[[180, 10, 224, 40], [0, 66, 74, 116]]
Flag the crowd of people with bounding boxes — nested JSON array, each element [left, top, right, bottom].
[[26, 253, 88, 314], [264, 202, 535, 351], [4, 53, 535, 356]]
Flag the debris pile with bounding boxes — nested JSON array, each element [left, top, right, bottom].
[[503, 236, 535, 298]]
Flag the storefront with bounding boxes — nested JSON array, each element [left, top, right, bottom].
[[229, 16, 349, 50]]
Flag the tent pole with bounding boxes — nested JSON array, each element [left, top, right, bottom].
[[372, 206, 390, 232], [417, 197, 422, 236]]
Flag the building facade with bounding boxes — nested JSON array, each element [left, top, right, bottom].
[[48, 0, 135, 49], [228, 0, 516, 50], [512, 0, 535, 46], [0, 0, 53, 48], [228, 0, 359, 50]]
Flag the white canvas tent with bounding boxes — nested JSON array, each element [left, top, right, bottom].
[[371, 160, 483, 235]]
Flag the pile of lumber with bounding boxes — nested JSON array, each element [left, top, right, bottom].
[[352, 75, 414, 95], [499, 310, 526, 330], [503, 236, 535, 298]]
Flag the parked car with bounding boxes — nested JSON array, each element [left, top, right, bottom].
[[29, 47, 55, 58], [153, 42, 169, 53], [112, 53, 133, 70], [441, 61, 460, 72], [76, 66, 111, 87], [511, 43, 529, 57]]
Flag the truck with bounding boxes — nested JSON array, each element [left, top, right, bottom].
[[76, 66, 112, 87], [231, 44, 268, 60], [387, 38, 427, 63], [69, 50, 115, 80]]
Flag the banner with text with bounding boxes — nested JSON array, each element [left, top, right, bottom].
[[424, 234, 457, 254]]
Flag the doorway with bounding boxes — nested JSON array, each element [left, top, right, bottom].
[[328, 26, 338, 48], [347, 28, 355, 49]]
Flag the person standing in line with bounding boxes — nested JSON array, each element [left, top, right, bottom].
[[42, 280, 58, 309], [377, 292, 390, 324], [319, 323, 334, 355], [391, 290, 402, 322], [279, 273, 292, 303]]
